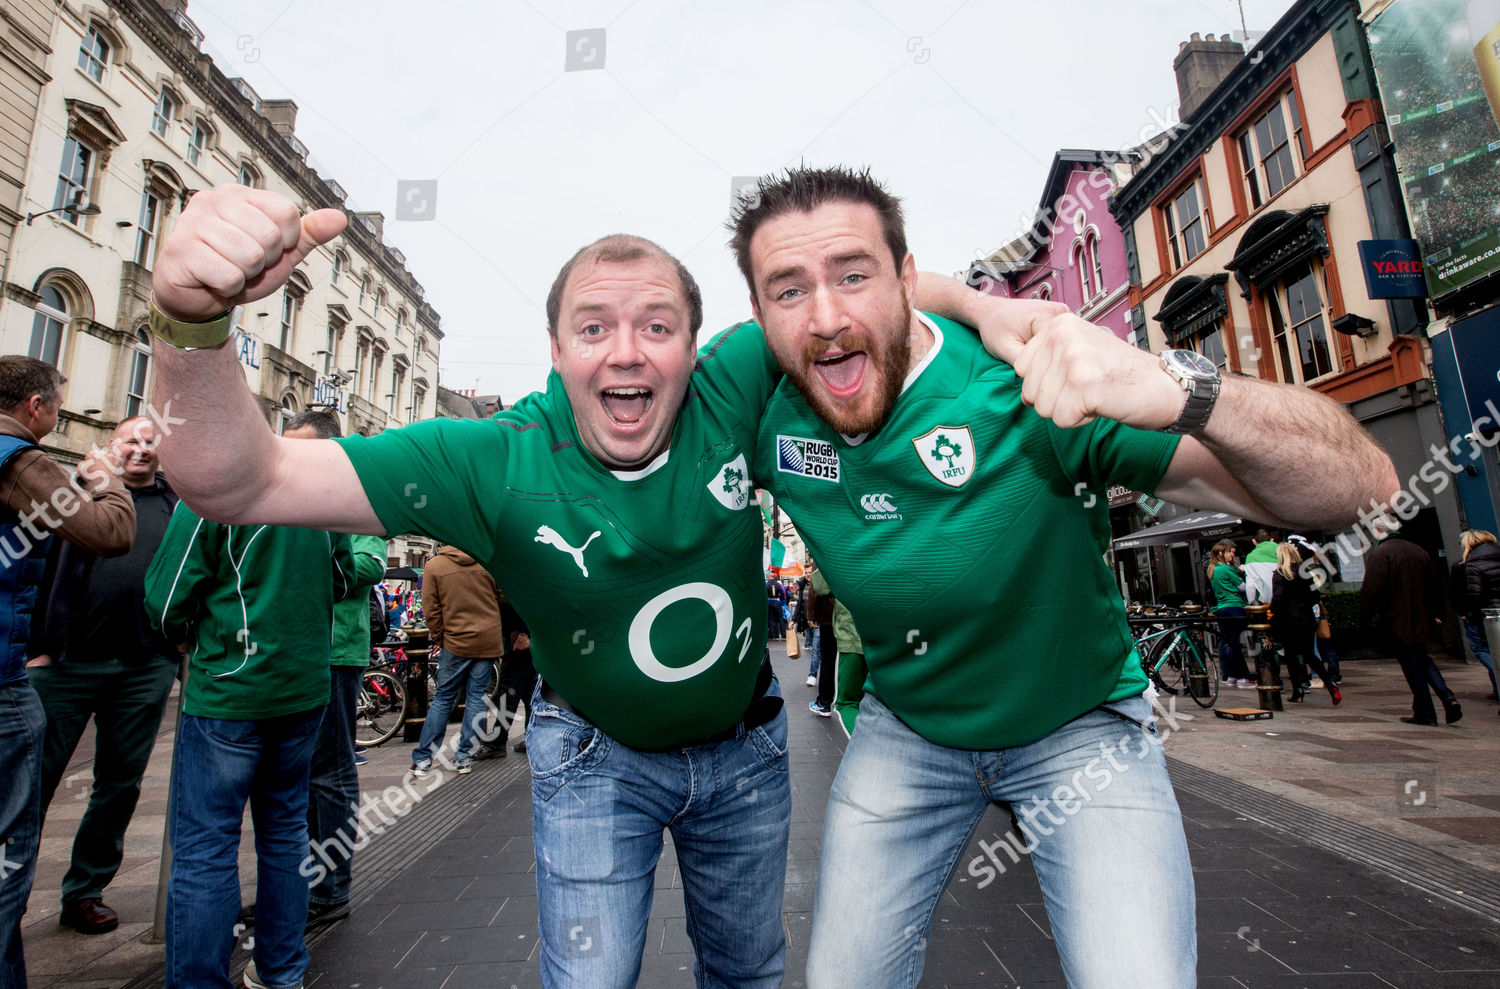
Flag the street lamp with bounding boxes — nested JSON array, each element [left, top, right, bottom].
[[26, 193, 102, 226]]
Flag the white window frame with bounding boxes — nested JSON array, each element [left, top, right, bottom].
[[279, 291, 301, 352], [77, 26, 109, 83], [135, 188, 162, 267], [1267, 260, 1335, 385], [126, 328, 151, 418], [29, 286, 69, 367], [1162, 178, 1208, 271], [187, 120, 210, 168], [54, 137, 94, 222], [151, 88, 178, 138], [1239, 91, 1305, 210]]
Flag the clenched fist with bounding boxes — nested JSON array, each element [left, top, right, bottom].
[[151, 184, 347, 323], [973, 299, 1187, 431]]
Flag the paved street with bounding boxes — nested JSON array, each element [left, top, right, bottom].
[[21, 644, 1500, 987]]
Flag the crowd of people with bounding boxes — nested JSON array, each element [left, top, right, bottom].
[[2, 163, 1404, 989]]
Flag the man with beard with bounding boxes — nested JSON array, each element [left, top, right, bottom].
[[727, 166, 1400, 989]]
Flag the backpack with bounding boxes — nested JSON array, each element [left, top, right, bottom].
[[369, 588, 389, 645]]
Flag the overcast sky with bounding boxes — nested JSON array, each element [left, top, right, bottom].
[[189, 0, 1296, 401]]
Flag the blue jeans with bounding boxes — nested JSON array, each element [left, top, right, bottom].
[[307, 665, 362, 907], [1462, 618, 1498, 696], [167, 707, 324, 989], [528, 679, 790, 988], [806, 692, 1195, 989], [0, 682, 45, 989], [806, 627, 822, 678], [411, 650, 494, 768]]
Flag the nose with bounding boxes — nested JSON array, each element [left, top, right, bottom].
[[605, 327, 644, 368], [806, 286, 848, 341]]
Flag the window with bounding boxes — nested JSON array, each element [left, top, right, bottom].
[[1239, 92, 1305, 209], [1162, 178, 1208, 270], [332, 250, 347, 285], [187, 120, 210, 167], [358, 275, 369, 308], [413, 386, 426, 421], [279, 291, 301, 351], [369, 352, 383, 401], [323, 322, 340, 377], [353, 339, 368, 393], [77, 26, 109, 82], [1189, 327, 1228, 372], [1074, 244, 1092, 302], [151, 88, 178, 137], [135, 188, 162, 267], [373, 288, 385, 315], [126, 329, 151, 417], [1267, 261, 1335, 384], [389, 367, 404, 415], [54, 137, 94, 222], [29, 286, 68, 366], [236, 161, 259, 188], [1086, 233, 1105, 299], [394, 308, 406, 336]]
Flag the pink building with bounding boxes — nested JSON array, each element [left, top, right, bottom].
[[967, 150, 1142, 343]]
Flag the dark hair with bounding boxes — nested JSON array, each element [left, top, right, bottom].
[[545, 234, 703, 336], [0, 356, 65, 414], [283, 410, 342, 438], [726, 165, 908, 299], [1254, 528, 1274, 543]]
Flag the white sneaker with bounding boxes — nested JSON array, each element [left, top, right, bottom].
[[805, 675, 817, 687], [408, 761, 432, 779], [244, 961, 302, 989]]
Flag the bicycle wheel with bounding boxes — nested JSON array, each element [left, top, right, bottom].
[[356, 669, 406, 746], [1146, 633, 1191, 696], [1183, 632, 1220, 708]]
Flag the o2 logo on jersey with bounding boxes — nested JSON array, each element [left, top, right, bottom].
[[777, 435, 840, 483], [628, 582, 753, 683]]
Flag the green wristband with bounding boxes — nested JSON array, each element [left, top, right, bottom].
[[149, 304, 234, 349]]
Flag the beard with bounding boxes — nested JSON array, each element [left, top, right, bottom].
[[782, 312, 912, 437]]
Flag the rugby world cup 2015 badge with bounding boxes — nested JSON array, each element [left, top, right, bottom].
[[776, 435, 841, 483], [913, 425, 975, 487]]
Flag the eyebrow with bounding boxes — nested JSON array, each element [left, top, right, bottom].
[[569, 302, 681, 319], [763, 251, 880, 289]]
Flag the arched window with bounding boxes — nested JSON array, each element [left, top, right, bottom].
[[77, 25, 111, 83], [187, 118, 213, 168], [1073, 243, 1091, 302], [332, 250, 348, 285], [236, 160, 261, 188], [29, 286, 68, 366], [1085, 232, 1105, 299], [126, 328, 151, 417]]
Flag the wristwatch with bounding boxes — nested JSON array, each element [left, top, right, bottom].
[[1158, 349, 1221, 435]]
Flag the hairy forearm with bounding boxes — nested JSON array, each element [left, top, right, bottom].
[[152, 338, 280, 523], [1199, 376, 1399, 529]]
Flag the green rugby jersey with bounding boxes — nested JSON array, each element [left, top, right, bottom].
[[756, 313, 1180, 750], [336, 322, 778, 751]]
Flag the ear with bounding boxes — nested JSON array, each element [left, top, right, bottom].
[[899, 252, 918, 301], [749, 291, 763, 328], [548, 327, 562, 372]]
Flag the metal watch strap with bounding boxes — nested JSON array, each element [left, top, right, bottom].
[[1164, 376, 1220, 435], [148, 303, 234, 350]]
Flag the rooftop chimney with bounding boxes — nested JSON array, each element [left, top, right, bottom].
[[1173, 32, 1246, 121], [260, 99, 298, 136]]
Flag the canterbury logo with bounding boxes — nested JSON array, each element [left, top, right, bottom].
[[860, 493, 897, 513], [534, 525, 601, 578]]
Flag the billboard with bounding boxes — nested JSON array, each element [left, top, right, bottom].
[[1369, 0, 1500, 297]]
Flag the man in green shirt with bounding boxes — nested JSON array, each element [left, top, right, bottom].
[[282, 410, 388, 930], [144, 468, 355, 989], [726, 166, 1400, 988]]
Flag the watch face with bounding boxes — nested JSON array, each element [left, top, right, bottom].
[[1167, 349, 1217, 379]]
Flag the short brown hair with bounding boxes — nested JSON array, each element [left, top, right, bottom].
[[0, 356, 65, 414], [545, 234, 703, 336], [726, 166, 908, 300], [283, 409, 342, 438]]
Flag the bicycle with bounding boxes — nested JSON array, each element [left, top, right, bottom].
[[1131, 608, 1220, 708], [355, 643, 439, 746]]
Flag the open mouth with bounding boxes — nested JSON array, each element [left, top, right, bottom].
[[812, 351, 868, 398], [600, 387, 653, 426]]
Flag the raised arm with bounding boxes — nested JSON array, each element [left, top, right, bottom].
[[915, 272, 1399, 529], [149, 184, 381, 533]]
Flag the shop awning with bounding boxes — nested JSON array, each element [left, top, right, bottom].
[[1112, 511, 1242, 550]]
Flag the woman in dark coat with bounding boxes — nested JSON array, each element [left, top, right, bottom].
[[1450, 529, 1500, 702], [1271, 543, 1342, 704]]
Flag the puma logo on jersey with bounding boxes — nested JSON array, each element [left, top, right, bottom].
[[535, 525, 602, 577]]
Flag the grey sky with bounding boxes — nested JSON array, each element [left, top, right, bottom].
[[189, 0, 1295, 402]]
